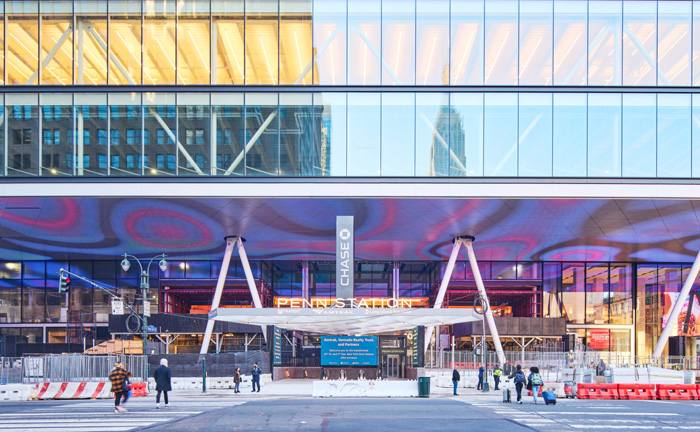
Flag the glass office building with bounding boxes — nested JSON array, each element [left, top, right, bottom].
[[1, 0, 700, 360]]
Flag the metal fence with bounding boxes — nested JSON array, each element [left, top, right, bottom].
[[0, 354, 146, 384]]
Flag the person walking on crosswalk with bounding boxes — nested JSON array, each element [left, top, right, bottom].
[[154, 358, 172, 409], [109, 362, 132, 413]]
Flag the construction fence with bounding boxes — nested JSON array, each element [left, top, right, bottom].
[[0, 354, 146, 384]]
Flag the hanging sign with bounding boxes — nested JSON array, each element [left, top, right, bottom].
[[336, 216, 354, 302], [144, 301, 151, 317], [111, 299, 124, 315]]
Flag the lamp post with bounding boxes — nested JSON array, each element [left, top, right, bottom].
[[120, 253, 168, 379]]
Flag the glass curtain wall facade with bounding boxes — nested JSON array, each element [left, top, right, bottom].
[[2, 1, 699, 87], [3, 91, 700, 178]]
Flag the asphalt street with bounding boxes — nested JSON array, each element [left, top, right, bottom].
[[1, 394, 700, 431]]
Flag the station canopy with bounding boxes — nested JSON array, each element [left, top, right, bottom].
[[209, 307, 482, 335]]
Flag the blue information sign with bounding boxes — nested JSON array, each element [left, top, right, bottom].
[[321, 336, 378, 366]]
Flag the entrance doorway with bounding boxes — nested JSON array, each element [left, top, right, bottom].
[[387, 355, 400, 378]]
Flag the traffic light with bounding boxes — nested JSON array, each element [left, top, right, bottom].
[[59, 273, 71, 293]]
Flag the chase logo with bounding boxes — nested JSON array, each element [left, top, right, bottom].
[[339, 228, 351, 240]]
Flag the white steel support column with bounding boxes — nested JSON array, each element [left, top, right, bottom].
[[464, 239, 505, 365], [77, 21, 84, 84], [425, 239, 463, 352], [77, 109, 84, 176], [653, 250, 700, 359], [237, 237, 267, 342], [199, 236, 236, 354], [392, 261, 400, 299], [301, 261, 310, 305]]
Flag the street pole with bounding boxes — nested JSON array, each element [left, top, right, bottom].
[[142, 270, 149, 380]]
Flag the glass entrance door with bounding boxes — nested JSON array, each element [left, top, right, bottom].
[[387, 355, 400, 378]]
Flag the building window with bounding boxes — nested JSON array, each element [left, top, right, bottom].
[[14, 106, 32, 120], [98, 154, 107, 169], [195, 154, 205, 168], [126, 154, 135, 169], [195, 129, 205, 145], [14, 129, 31, 145], [97, 129, 107, 145], [127, 106, 137, 119], [43, 130, 53, 146], [157, 154, 165, 169], [143, 129, 150, 145], [111, 155, 120, 168], [157, 129, 165, 145], [126, 129, 141, 145], [83, 130, 90, 146], [185, 129, 194, 145], [13, 154, 31, 169], [83, 155, 90, 168], [167, 155, 175, 170], [110, 130, 120, 145], [97, 106, 107, 119]]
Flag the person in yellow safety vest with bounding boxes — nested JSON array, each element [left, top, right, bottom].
[[493, 364, 502, 390], [567, 350, 575, 367]]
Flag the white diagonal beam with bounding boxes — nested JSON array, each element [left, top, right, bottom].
[[653, 250, 700, 359], [418, 113, 467, 174], [294, 25, 342, 85], [200, 237, 236, 354], [425, 239, 463, 352], [623, 23, 670, 86], [223, 110, 277, 176], [237, 237, 267, 342], [26, 23, 73, 85], [351, 25, 401, 85], [84, 22, 136, 85], [464, 239, 505, 365], [148, 108, 205, 175]]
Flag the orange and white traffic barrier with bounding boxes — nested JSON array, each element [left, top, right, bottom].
[[35, 382, 113, 400]]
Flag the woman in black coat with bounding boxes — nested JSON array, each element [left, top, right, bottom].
[[154, 358, 172, 408]]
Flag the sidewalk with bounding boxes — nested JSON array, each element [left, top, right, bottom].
[[168, 380, 503, 400]]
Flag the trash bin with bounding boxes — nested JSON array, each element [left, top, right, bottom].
[[418, 377, 430, 398]]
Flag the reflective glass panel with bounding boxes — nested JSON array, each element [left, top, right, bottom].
[[589, 1, 622, 86], [7, 94, 39, 176], [314, 93, 347, 176], [658, 1, 691, 86], [109, 1, 142, 85], [0, 280, 21, 323], [657, 94, 691, 178], [520, 1, 553, 85], [553, 93, 586, 176], [450, 93, 483, 176], [519, 93, 553, 176], [484, 93, 517, 176], [562, 263, 585, 324], [75, 1, 107, 85], [245, 93, 279, 175], [381, 93, 415, 176], [348, 0, 380, 85], [382, 0, 415, 85], [212, 93, 244, 176], [280, 0, 312, 85], [694, 1, 700, 85], [417, 0, 449, 86], [279, 93, 315, 175], [622, 1, 656, 86], [144, 0, 176, 85], [178, 0, 211, 85], [75, 93, 109, 176], [246, 0, 279, 85], [177, 93, 211, 175], [588, 93, 621, 177], [450, 0, 484, 85], [22, 280, 45, 323], [610, 264, 632, 325], [0, 96, 4, 175], [109, 93, 142, 176], [0, 3, 4, 85], [212, 0, 245, 85], [313, 0, 347, 85], [41, 1, 73, 85], [553, 0, 587, 85], [622, 93, 656, 178], [416, 93, 450, 176], [587, 264, 609, 324], [485, 1, 518, 85], [347, 93, 380, 176], [693, 94, 700, 176], [145, 93, 177, 176], [6, 1, 39, 85], [40, 97, 73, 178]]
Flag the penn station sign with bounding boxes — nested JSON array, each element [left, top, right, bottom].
[[336, 216, 354, 301]]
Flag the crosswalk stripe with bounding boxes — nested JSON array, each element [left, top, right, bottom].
[[0, 412, 203, 416], [0, 428, 135, 432], [542, 412, 678, 416]]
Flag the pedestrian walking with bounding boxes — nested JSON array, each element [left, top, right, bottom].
[[109, 362, 132, 413], [154, 358, 172, 409], [452, 369, 460, 396], [251, 363, 262, 392], [233, 367, 241, 393], [509, 364, 526, 404], [528, 366, 543, 404], [493, 364, 502, 390], [477, 365, 485, 390], [597, 359, 606, 376]]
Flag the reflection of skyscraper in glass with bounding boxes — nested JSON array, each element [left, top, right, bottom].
[[430, 105, 465, 176]]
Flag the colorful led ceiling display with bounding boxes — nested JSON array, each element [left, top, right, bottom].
[[0, 197, 698, 262]]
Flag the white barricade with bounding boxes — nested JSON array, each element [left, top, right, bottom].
[[609, 367, 649, 384], [647, 367, 684, 384], [313, 380, 418, 398], [0, 385, 33, 401], [35, 382, 113, 400]]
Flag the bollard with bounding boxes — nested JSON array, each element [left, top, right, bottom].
[[202, 359, 207, 393]]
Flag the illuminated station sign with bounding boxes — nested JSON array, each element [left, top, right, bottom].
[[274, 297, 428, 309]]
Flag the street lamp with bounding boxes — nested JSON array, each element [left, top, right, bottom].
[[120, 253, 168, 377]]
